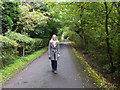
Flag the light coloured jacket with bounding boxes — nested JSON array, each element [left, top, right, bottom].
[[48, 39, 60, 60]]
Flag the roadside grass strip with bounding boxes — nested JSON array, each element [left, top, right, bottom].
[[72, 47, 116, 88], [0, 47, 47, 84]]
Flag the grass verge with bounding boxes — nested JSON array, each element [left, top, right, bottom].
[[72, 47, 117, 88], [0, 47, 47, 85]]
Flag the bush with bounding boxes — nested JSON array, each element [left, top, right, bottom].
[[5, 31, 35, 56], [1, 31, 49, 67], [1, 49, 17, 67], [2, 15, 13, 34], [34, 38, 43, 51], [25, 38, 49, 55], [0, 35, 18, 47], [0, 35, 18, 67], [2, 2, 20, 34], [66, 31, 85, 49], [41, 38, 49, 47], [5, 31, 34, 44]]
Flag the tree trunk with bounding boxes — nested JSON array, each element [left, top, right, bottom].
[[104, 2, 114, 69], [23, 43, 25, 56], [15, 46, 17, 58]]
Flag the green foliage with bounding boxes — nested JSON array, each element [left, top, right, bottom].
[[0, 1, 4, 9], [66, 31, 85, 49], [1, 49, 17, 67], [17, 3, 49, 36], [27, 2, 61, 38], [50, 2, 120, 86], [25, 38, 48, 55], [41, 38, 49, 47], [72, 47, 116, 88], [3, 31, 48, 66], [34, 38, 43, 50], [5, 31, 34, 44], [0, 47, 47, 83], [2, 2, 20, 33], [0, 35, 18, 47], [2, 15, 13, 33], [29, 2, 49, 13], [1, 2, 60, 85], [1, 1, 119, 87], [0, 35, 18, 67]]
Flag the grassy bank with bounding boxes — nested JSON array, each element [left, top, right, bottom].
[[72, 47, 116, 88], [0, 47, 47, 84]]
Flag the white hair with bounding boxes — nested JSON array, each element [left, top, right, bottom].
[[50, 34, 59, 42], [52, 34, 57, 38]]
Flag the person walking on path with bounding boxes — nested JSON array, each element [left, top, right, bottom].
[[48, 34, 60, 74]]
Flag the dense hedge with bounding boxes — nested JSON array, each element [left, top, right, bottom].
[[0, 35, 18, 67], [1, 32, 49, 67], [0, 35, 18, 47], [5, 31, 34, 43]]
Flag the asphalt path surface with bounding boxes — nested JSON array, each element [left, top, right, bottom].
[[2, 42, 96, 88]]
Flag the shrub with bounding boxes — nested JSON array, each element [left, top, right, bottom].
[[66, 31, 85, 49], [0, 35, 18, 47], [0, 35, 18, 67]]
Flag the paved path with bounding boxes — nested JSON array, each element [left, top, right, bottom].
[[2, 42, 95, 88]]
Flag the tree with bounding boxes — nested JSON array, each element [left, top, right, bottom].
[[2, 2, 20, 34], [104, 2, 114, 69], [17, 3, 49, 37]]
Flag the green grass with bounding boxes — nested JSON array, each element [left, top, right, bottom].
[[0, 47, 47, 84], [72, 47, 117, 88]]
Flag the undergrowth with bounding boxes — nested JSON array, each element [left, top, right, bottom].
[[72, 47, 117, 88]]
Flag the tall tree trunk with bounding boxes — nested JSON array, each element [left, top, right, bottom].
[[104, 2, 114, 69], [23, 43, 25, 56]]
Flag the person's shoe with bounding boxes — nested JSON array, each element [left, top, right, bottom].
[[52, 69, 54, 72], [54, 71, 57, 74]]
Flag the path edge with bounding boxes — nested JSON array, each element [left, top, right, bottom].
[[1, 47, 47, 88], [68, 41, 117, 88]]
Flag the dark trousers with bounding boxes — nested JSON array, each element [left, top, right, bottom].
[[51, 53, 57, 71], [51, 60, 57, 71]]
